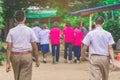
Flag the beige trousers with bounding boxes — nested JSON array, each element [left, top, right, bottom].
[[11, 53, 32, 80], [89, 55, 110, 80]]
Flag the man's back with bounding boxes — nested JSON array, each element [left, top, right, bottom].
[[83, 27, 114, 56], [81, 16, 115, 80], [6, 10, 39, 80], [7, 24, 37, 52]]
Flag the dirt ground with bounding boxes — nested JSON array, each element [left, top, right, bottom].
[[0, 53, 120, 80], [0, 43, 120, 80]]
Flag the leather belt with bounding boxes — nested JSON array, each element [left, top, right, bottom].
[[91, 54, 109, 57], [91, 54, 101, 56], [12, 51, 31, 54]]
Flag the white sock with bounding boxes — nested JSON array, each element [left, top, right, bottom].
[[43, 58, 46, 61], [74, 57, 77, 60]]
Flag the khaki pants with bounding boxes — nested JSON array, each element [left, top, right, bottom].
[[90, 55, 110, 80], [11, 53, 32, 80]]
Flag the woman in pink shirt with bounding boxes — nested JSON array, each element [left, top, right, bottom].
[[73, 25, 84, 63], [62, 21, 74, 63], [50, 22, 61, 64]]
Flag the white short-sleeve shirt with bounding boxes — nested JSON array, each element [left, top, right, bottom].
[[6, 24, 37, 52], [32, 26, 41, 43], [82, 27, 115, 56], [39, 29, 50, 44]]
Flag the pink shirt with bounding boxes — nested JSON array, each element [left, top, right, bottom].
[[63, 26, 74, 43], [50, 27, 61, 44], [73, 28, 84, 46]]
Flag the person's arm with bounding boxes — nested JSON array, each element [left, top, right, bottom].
[[108, 45, 115, 70], [74, 32, 76, 38], [80, 44, 88, 61], [31, 42, 40, 67], [6, 42, 12, 72]]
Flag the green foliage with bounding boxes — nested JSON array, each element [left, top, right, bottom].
[[26, 22, 35, 28], [0, 0, 4, 51], [0, 7, 3, 13], [102, 0, 120, 47], [0, 0, 4, 29], [56, 9, 64, 16], [59, 15, 81, 29], [0, 17, 3, 22], [113, 10, 119, 17], [81, 17, 89, 28], [3, 0, 33, 21], [104, 0, 118, 4], [0, 55, 6, 62], [80, 13, 99, 29], [63, 15, 80, 26], [105, 19, 120, 44]]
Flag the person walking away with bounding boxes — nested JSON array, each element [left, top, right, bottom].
[[50, 22, 61, 64], [39, 24, 50, 63], [81, 22, 88, 36], [80, 16, 115, 80], [62, 21, 74, 63], [73, 25, 84, 63], [32, 21, 41, 52], [6, 10, 39, 80]]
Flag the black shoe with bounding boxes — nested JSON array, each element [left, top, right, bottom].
[[43, 61, 47, 63], [74, 59, 77, 63], [52, 57, 55, 64], [53, 60, 55, 64]]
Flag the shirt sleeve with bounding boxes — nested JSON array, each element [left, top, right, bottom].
[[48, 29, 50, 33], [30, 29, 37, 42], [108, 33, 115, 45], [6, 30, 12, 43], [82, 33, 91, 46]]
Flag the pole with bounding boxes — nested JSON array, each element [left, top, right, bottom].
[[80, 17, 82, 27], [89, 14, 93, 31], [48, 18, 51, 29]]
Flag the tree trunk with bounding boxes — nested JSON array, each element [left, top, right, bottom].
[[3, 18, 14, 41]]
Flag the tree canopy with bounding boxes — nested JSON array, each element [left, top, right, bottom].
[[3, 0, 119, 20], [2, 0, 120, 43]]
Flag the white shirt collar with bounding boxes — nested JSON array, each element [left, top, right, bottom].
[[96, 27, 102, 30]]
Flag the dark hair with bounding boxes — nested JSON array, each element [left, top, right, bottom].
[[52, 21, 59, 27], [34, 21, 39, 26], [82, 22, 84, 26], [95, 16, 104, 25], [42, 24, 48, 29], [74, 24, 80, 29], [65, 21, 71, 27], [15, 10, 25, 22], [92, 24, 95, 29]]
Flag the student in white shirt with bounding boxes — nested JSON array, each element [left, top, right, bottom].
[[39, 24, 50, 63]]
